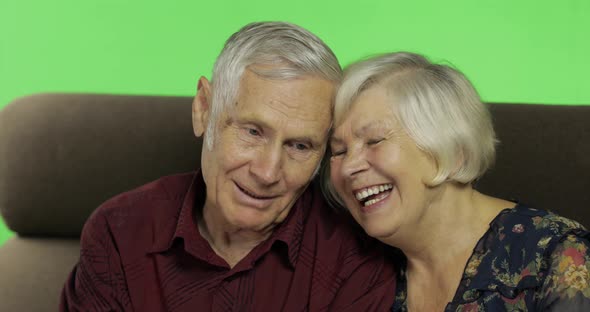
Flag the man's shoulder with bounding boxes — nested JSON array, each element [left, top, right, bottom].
[[99, 171, 196, 211], [97, 172, 194, 215], [299, 185, 389, 263], [292, 187, 397, 309], [301, 186, 363, 240], [80, 172, 196, 250]]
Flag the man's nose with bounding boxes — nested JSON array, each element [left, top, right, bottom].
[[250, 144, 283, 185]]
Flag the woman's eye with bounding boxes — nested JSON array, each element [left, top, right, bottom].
[[367, 138, 384, 145], [330, 149, 346, 157]]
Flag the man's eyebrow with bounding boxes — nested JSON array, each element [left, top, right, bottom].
[[235, 116, 326, 148], [232, 116, 267, 128]]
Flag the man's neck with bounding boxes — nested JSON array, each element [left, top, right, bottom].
[[197, 206, 275, 268]]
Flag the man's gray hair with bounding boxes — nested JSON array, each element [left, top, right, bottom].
[[205, 21, 342, 149]]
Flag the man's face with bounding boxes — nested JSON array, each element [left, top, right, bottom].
[[199, 69, 334, 232]]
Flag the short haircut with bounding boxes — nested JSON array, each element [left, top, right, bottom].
[[205, 21, 342, 149], [324, 52, 497, 206]]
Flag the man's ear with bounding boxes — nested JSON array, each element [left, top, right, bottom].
[[192, 76, 212, 138]]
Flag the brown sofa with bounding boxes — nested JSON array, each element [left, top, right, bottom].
[[0, 93, 589, 311]]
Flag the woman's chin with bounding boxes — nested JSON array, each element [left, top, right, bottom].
[[350, 203, 400, 242], [359, 220, 399, 243]]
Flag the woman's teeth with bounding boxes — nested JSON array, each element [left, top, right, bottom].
[[363, 192, 390, 206], [354, 184, 393, 206]]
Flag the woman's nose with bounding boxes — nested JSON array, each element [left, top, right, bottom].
[[340, 148, 369, 177]]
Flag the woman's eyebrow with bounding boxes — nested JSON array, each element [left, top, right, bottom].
[[355, 121, 391, 137], [329, 136, 344, 147]]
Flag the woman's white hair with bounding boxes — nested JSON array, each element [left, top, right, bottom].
[[324, 52, 497, 207], [205, 21, 342, 149]]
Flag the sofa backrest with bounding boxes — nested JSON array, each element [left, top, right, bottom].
[[0, 94, 588, 237], [0, 93, 201, 236], [476, 103, 590, 227]]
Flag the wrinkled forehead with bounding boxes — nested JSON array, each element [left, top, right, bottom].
[[333, 88, 357, 129], [331, 87, 401, 142], [334, 83, 397, 129], [334, 78, 388, 129], [334, 69, 411, 129], [234, 69, 335, 135]]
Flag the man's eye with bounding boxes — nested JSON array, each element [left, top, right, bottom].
[[248, 128, 261, 136], [293, 142, 310, 151]]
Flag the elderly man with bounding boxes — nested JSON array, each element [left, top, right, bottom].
[[60, 22, 396, 311]]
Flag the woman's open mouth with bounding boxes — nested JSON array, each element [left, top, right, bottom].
[[354, 183, 393, 207]]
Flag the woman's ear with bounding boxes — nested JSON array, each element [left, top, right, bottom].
[[192, 76, 212, 137]]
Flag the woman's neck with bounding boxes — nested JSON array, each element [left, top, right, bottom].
[[390, 185, 513, 310], [387, 186, 507, 265]]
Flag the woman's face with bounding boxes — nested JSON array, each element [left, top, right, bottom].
[[329, 86, 440, 242]]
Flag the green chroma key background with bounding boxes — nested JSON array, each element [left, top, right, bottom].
[[1, 0, 589, 245]]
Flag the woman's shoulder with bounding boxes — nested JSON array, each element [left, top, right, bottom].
[[457, 203, 590, 309], [536, 211, 590, 309], [540, 232, 590, 307], [483, 203, 590, 289], [492, 203, 588, 240], [468, 203, 587, 284], [485, 204, 589, 267], [458, 204, 590, 310]]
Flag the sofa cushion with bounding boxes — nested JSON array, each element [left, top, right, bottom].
[[0, 237, 79, 312]]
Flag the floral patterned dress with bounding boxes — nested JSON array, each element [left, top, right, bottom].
[[391, 204, 590, 311]]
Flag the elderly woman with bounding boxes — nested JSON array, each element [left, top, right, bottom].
[[325, 52, 590, 311]]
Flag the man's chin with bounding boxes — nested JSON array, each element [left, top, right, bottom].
[[224, 210, 270, 230], [228, 220, 273, 234], [226, 209, 288, 233]]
